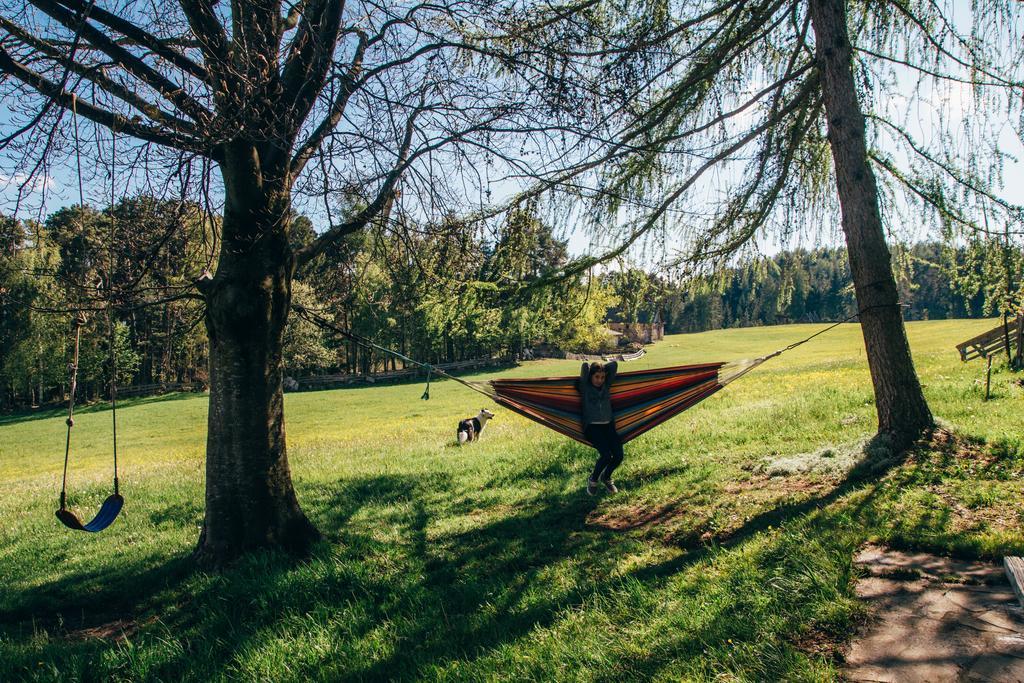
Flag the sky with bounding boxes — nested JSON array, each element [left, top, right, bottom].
[[1, 0, 1021, 268]]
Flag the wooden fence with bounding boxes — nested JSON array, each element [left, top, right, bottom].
[[114, 381, 206, 398]]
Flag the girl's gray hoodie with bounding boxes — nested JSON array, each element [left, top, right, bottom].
[[579, 361, 617, 428]]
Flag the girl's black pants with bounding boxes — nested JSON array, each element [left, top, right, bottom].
[[584, 422, 624, 481]]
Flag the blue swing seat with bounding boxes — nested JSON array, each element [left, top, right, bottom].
[[55, 493, 124, 533]]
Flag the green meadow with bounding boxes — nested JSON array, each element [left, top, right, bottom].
[[1, 319, 1022, 681]]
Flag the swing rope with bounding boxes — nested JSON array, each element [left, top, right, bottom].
[[59, 314, 85, 511], [58, 90, 86, 514], [107, 309, 120, 495], [108, 115, 119, 496], [54, 79, 124, 532]]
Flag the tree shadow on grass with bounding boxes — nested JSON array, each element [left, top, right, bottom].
[[311, 469, 619, 679], [0, 457, 613, 680], [847, 430, 1024, 559], [375, 436, 902, 681], [0, 432, 936, 681], [0, 551, 196, 639]]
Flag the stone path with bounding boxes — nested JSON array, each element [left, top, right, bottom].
[[844, 546, 1024, 682]]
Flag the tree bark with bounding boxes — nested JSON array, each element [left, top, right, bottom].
[[809, 0, 933, 449], [193, 145, 319, 565]]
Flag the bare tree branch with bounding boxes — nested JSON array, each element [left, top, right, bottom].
[[280, 0, 345, 138], [178, 0, 228, 67], [290, 30, 367, 175], [295, 106, 421, 267], [54, 0, 209, 82], [0, 16, 200, 133], [0, 44, 205, 151], [28, 0, 213, 123]]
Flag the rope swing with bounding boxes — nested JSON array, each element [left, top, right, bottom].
[[55, 314, 124, 533], [55, 93, 124, 533]]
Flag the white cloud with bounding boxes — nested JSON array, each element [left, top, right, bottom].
[[0, 172, 56, 194]]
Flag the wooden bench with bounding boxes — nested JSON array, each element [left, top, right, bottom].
[[955, 316, 1021, 362]]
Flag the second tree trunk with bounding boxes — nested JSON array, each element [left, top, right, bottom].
[[809, 0, 933, 448]]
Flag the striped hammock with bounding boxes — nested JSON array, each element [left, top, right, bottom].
[[483, 360, 762, 446]]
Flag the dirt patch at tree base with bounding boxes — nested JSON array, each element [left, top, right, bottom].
[[844, 545, 1024, 682], [67, 615, 157, 643]]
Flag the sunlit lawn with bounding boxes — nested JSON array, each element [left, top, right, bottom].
[[1, 319, 1022, 681]]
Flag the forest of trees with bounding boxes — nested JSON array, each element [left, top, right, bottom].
[[0, 198, 616, 409], [653, 241, 1021, 333], [4, 196, 1020, 410]]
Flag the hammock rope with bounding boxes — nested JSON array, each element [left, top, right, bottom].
[[295, 303, 899, 447], [292, 305, 497, 400]]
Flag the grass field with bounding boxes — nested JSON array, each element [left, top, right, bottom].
[[2, 319, 1023, 681]]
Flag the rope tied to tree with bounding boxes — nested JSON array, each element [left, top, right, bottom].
[[719, 302, 909, 386], [108, 119, 119, 496], [292, 305, 497, 401], [53, 56, 124, 531]]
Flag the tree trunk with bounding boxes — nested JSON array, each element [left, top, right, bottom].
[[193, 149, 318, 565], [809, 0, 933, 449]]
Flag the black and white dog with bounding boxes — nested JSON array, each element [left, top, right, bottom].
[[457, 408, 495, 444]]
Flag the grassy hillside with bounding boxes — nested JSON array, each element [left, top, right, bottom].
[[1, 319, 1022, 681]]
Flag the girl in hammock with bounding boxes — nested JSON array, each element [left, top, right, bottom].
[[579, 360, 622, 494]]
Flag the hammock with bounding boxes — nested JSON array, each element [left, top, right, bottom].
[[293, 305, 853, 446], [488, 363, 735, 446]]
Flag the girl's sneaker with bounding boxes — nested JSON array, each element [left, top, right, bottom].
[[601, 479, 618, 494], [587, 478, 599, 495]]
